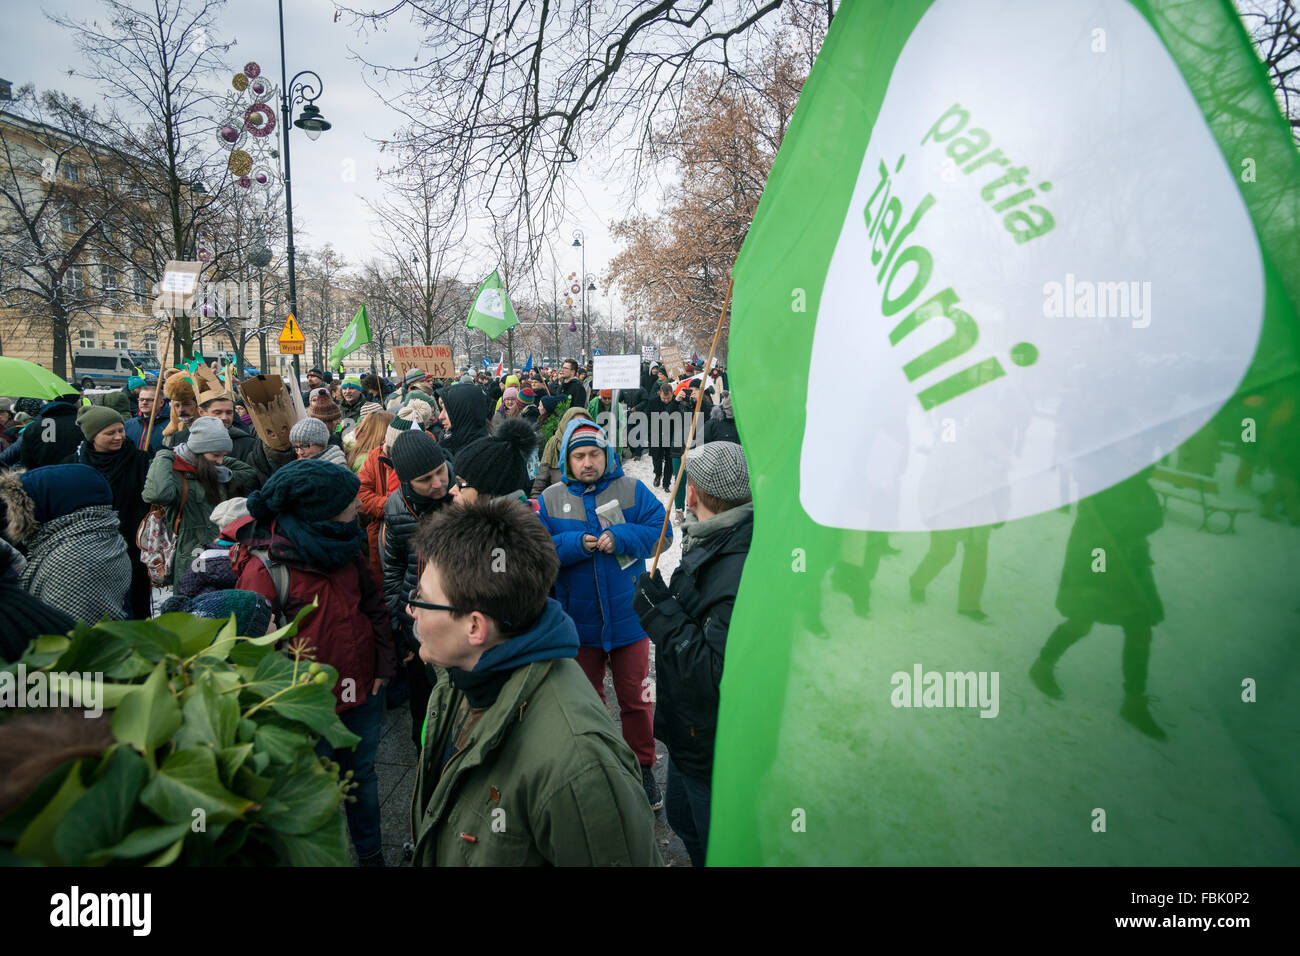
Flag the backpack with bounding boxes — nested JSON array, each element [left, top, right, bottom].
[[249, 547, 292, 627], [136, 476, 188, 587]]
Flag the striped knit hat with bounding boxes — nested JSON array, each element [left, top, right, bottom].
[[385, 399, 433, 450]]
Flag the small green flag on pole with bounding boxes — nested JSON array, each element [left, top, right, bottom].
[[466, 270, 520, 340], [329, 305, 372, 370]]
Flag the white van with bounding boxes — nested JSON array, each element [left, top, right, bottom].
[[71, 348, 162, 389]]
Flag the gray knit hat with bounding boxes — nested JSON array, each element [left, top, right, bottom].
[[188, 415, 232, 455], [289, 417, 329, 446], [685, 441, 750, 504]]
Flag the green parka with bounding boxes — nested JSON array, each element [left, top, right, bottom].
[[412, 651, 662, 867], [142, 448, 258, 588]]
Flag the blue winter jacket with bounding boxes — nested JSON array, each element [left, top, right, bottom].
[[537, 418, 670, 651]]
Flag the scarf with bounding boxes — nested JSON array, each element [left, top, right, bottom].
[[82, 441, 137, 488], [175, 442, 232, 484], [273, 514, 363, 572], [448, 598, 579, 708], [680, 500, 754, 554]]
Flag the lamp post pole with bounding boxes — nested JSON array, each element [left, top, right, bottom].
[[278, 0, 330, 387]]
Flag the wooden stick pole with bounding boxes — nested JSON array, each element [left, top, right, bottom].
[[650, 277, 733, 576], [140, 317, 175, 452]]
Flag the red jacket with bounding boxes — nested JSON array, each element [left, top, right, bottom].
[[233, 525, 396, 713], [358, 445, 400, 590]]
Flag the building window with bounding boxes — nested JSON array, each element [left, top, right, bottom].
[[63, 266, 85, 297], [79, 328, 96, 349], [143, 333, 158, 353], [134, 267, 150, 302], [101, 264, 118, 292], [114, 331, 130, 349], [61, 209, 78, 234], [61, 162, 80, 183]]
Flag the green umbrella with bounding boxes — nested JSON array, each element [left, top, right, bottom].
[[0, 357, 75, 400]]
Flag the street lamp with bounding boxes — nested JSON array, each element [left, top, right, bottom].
[[572, 230, 588, 362], [278, 0, 331, 386]]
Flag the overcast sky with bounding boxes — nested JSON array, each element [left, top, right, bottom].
[[6, 0, 640, 313]]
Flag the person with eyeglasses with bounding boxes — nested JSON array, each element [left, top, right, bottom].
[[406, 496, 661, 866], [289, 417, 349, 469], [124, 384, 168, 456], [380, 429, 455, 751]]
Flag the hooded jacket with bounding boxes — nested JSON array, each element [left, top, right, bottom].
[[411, 598, 661, 866], [532, 405, 591, 497], [0, 470, 131, 624], [141, 448, 259, 588], [437, 383, 491, 459], [19, 401, 82, 471], [536, 419, 670, 651]]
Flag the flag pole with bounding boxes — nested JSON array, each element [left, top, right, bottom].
[[650, 276, 733, 576], [140, 316, 176, 452]]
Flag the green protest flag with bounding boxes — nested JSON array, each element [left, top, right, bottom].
[[328, 305, 372, 370], [715, 0, 1300, 866], [465, 270, 520, 340]]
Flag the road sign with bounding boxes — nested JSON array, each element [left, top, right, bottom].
[[278, 313, 305, 354]]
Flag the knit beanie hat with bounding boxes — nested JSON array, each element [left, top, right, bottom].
[[404, 389, 433, 407], [389, 429, 446, 483], [565, 421, 607, 454], [209, 497, 250, 530], [187, 416, 232, 455], [540, 395, 565, 416], [385, 399, 433, 450], [686, 441, 750, 504], [359, 401, 383, 419], [247, 458, 360, 522], [599, 389, 612, 400], [519, 387, 536, 405], [16, 464, 112, 523], [341, 376, 363, 393], [308, 388, 341, 430], [289, 417, 329, 447], [455, 419, 537, 497], [459, 373, 473, 384], [103, 391, 131, 417], [78, 405, 124, 441], [161, 589, 273, 636], [127, 375, 147, 391]]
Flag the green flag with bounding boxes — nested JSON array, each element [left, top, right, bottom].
[[465, 270, 520, 340], [329, 305, 372, 370], [716, 0, 1300, 865]]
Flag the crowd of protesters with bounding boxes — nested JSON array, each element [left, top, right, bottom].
[[0, 355, 748, 868]]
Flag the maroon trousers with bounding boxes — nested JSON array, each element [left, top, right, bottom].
[[576, 639, 656, 767]]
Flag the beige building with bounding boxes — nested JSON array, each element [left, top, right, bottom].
[[0, 109, 172, 375]]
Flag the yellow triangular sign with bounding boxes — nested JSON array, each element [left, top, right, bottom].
[[278, 312, 304, 344]]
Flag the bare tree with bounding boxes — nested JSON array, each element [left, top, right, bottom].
[[0, 87, 159, 379], [341, 0, 837, 267], [1240, 0, 1300, 140], [49, 0, 237, 360]]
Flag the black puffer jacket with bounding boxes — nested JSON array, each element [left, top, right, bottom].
[[701, 418, 740, 445], [20, 401, 82, 471], [380, 478, 456, 653], [637, 505, 753, 779]]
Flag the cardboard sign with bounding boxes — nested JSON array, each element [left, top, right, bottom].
[[393, 345, 454, 380], [641, 345, 658, 363], [658, 346, 684, 376], [592, 354, 642, 389], [153, 259, 202, 312], [238, 374, 300, 452]]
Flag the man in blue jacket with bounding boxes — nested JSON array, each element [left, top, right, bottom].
[[123, 383, 168, 456], [537, 418, 670, 810]]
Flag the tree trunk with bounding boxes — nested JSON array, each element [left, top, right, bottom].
[[51, 307, 69, 381]]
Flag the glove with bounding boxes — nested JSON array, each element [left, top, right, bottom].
[[633, 569, 671, 620]]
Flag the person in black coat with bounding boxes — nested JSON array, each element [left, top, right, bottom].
[[380, 430, 454, 750], [20, 397, 83, 471], [0, 539, 76, 662], [633, 441, 753, 868], [641, 382, 684, 490], [558, 358, 588, 411], [64, 405, 153, 618], [436, 382, 491, 460], [701, 392, 740, 445]]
